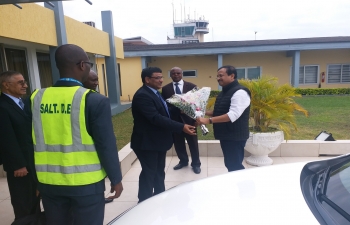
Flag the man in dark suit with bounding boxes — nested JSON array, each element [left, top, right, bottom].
[[0, 70, 37, 221], [29, 44, 123, 225], [162, 67, 201, 174], [131, 67, 196, 203]]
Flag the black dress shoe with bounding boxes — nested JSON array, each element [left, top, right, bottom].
[[193, 167, 201, 174], [105, 198, 114, 204], [173, 163, 188, 170]]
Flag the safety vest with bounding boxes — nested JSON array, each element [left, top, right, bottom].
[[31, 86, 106, 186]]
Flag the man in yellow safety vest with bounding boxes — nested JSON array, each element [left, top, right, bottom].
[[30, 44, 123, 225]]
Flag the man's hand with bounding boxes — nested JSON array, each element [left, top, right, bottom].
[[183, 124, 196, 135], [196, 117, 210, 125], [14, 167, 28, 177], [107, 182, 123, 199]]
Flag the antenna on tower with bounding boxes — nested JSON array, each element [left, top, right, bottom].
[[172, 2, 175, 24], [180, 3, 182, 22]]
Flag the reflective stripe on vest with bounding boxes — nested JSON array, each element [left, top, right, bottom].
[[31, 86, 106, 186]]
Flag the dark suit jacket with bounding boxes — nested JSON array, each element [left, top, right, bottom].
[[131, 85, 184, 151], [161, 80, 197, 126], [26, 81, 122, 196], [0, 93, 34, 173]]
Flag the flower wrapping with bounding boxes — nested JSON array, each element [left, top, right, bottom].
[[166, 87, 211, 135]]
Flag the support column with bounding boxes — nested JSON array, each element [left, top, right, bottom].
[[26, 47, 41, 90], [218, 54, 223, 91], [102, 10, 122, 115], [45, 1, 67, 84], [291, 50, 300, 88], [141, 56, 147, 69]]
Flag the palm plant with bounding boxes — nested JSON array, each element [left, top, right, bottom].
[[239, 77, 308, 139]]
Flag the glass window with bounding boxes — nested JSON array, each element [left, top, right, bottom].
[[5, 48, 31, 95], [320, 161, 350, 224], [236, 67, 261, 80], [328, 64, 350, 83], [36, 52, 53, 88], [290, 65, 318, 84], [236, 69, 245, 79], [183, 70, 196, 77]]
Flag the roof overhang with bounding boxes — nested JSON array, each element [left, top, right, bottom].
[[0, 0, 70, 4], [124, 41, 350, 57]]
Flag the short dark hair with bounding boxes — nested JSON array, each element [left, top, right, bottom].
[[141, 67, 162, 83], [218, 65, 237, 79], [0, 70, 21, 88]]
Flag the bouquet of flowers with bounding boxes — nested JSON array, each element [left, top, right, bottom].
[[166, 87, 211, 135]]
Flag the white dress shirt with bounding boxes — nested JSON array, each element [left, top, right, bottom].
[[172, 79, 184, 94], [226, 90, 251, 123]]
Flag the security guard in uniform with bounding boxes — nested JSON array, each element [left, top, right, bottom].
[[30, 44, 123, 225]]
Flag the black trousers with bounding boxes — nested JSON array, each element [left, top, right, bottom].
[[41, 192, 105, 225], [7, 170, 37, 220], [220, 140, 247, 172], [133, 149, 166, 202], [173, 131, 201, 167]]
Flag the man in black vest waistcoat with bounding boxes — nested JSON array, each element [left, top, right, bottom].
[[197, 65, 251, 172]]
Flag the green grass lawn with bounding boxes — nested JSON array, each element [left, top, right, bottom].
[[112, 96, 350, 150]]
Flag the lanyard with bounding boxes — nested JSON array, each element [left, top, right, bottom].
[[59, 78, 83, 86]]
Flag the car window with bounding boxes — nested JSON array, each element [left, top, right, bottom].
[[321, 162, 350, 223]]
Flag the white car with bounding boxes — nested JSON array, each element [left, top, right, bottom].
[[109, 154, 350, 225]]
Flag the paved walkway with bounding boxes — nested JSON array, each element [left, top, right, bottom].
[[0, 156, 332, 224]]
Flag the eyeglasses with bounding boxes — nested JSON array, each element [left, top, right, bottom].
[[76, 61, 94, 68], [217, 74, 229, 78], [150, 76, 163, 80], [9, 80, 28, 87]]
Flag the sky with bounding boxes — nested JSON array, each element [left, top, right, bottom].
[[38, 0, 350, 44]]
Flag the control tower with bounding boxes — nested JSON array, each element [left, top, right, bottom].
[[167, 16, 209, 44]]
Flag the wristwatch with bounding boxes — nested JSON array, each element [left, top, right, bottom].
[[209, 118, 213, 124]]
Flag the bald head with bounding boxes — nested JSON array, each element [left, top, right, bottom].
[[170, 66, 183, 82], [55, 44, 91, 81], [83, 70, 99, 91]]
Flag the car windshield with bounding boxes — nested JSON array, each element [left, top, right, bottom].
[[321, 161, 350, 223]]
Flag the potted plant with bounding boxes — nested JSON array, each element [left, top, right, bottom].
[[239, 77, 308, 166]]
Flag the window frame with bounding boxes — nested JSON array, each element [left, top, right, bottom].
[[168, 70, 197, 78], [327, 64, 350, 84], [235, 66, 262, 80], [290, 64, 319, 85]]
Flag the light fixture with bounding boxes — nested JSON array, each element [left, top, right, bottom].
[[315, 131, 335, 141]]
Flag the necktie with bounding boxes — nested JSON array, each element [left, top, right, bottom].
[[19, 98, 24, 109], [175, 83, 181, 94], [156, 91, 170, 117]]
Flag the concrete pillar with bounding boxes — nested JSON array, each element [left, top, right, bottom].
[[102, 10, 122, 115], [45, 1, 68, 84], [291, 51, 300, 88], [218, 54, 223, 91], [141, 56, 147, 69], [26, 46, 41, 90]]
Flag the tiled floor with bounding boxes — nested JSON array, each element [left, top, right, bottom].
[[0, 156, 333, 225]]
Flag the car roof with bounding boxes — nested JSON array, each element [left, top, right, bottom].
[[110, 162, 319, 225]]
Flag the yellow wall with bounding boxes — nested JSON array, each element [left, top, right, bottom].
[[65, 17, 110, 56], [0, 4, 57, 46], [118, 57, 143, 101], [224, 52, 293, 85], [0, 3, 125, 58], [144, 49, 350, 90], [300, 49, 350, 88], [149, 55, 220, 90], [115, 37, 124, 59]]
